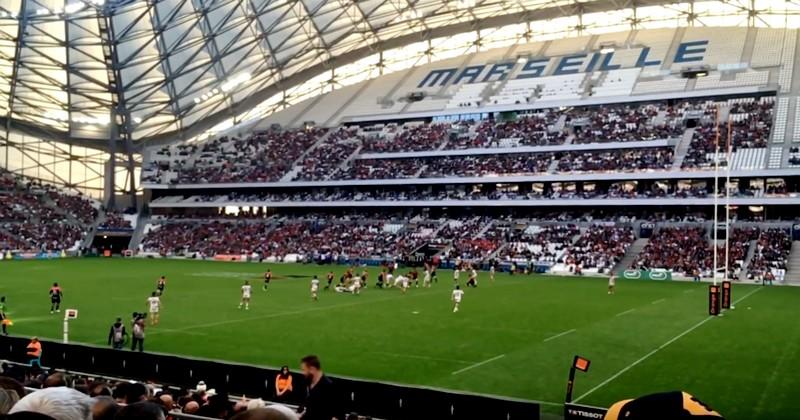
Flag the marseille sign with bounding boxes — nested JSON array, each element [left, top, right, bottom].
[[418, 40, 709, 88]]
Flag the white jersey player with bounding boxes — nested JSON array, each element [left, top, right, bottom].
[[336, 277, 362, 294], [452, 285, 464, 313], [147, 292, 161, 325], [310, 275, 320, 301], [423, 269, 432, 288], [239, 281, 252, 310], [393, 275, 409, 293], [489, 264, 495, 282], [608, 274, 616, 295]]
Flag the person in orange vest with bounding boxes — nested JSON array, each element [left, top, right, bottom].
[[274, 365, 293, 402], [26, 337, 42, 368]]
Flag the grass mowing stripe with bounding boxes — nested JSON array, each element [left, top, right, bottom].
[[543, 329, 576, 342], [451, 354, 506, 375], [573, 286, 764, 403]]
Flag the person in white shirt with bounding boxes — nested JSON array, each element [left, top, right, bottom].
[[146, 292, 161, 326], [452, 285, 464, 313], [349, 277, 362, 294], [393, 275, 409, 293], [453, 266, 461, 284], [608, 274, 616, 295], [239, 281, 252, 310], [310, 275, 320, 301], [423, 268, 432, 288], [489, 264, 496, 283]]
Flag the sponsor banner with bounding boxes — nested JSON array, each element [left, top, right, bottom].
[[7, 251, 64, 260], [565, 403, 608, 420], [721, 281, 732, 309], [709, 284, 721, 316], [620, 269, 671, 281], [213, 254, 247, 262]]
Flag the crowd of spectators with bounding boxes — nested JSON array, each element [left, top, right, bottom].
[[140, 221, 275, 257], [328, 148, 674, 181], [152, 180, 731, 205], [470, 111, 567, 148], [440, 218, 499, 260], [139, 96, 784, 186], [714, 227, 760, 279], [748, 228, 792, 282], [561, 225, 635, 273], [498, 225, 580, 263], [568, 103, 684, 144], [361, 123, 449, 153], [0, 170, 93, 252], [292, 128, 362, 181], [682, 97, 774, 168], [330, 158, 421, 180], [0, 364, 306, 420], [630, 227, 712, 276], [99, 211, 133, 230], [143, 128, 327, 184], [556, 148, 674, 173], [47, 191, 98, 226]]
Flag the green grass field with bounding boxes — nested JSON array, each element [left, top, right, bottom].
[[1, 258, 799, 419]]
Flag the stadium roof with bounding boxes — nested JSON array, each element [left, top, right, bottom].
[[1, 0, 799, 149]]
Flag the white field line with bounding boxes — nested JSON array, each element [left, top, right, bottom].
[[573, 286, 764, 403], [615, 308, 637, 317], [651, 298, 666, 305], [373, 351, 474, 365], [451, 354, 506, 375], [543, 328, 576, 342]]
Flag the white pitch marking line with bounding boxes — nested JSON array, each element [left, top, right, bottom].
[[651, 298, 666, 305], [451, 354, 506, 375], [374, 351, 474, 365], [543, 328, 576, 342], [573, 287, 763, 403], [615, 308, 636, 317]]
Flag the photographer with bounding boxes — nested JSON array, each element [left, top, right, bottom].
[[131, 314, 146, 352], [108, 317, 128, 350]]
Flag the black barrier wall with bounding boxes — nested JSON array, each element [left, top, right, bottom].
[[0, 336, 539, 420]]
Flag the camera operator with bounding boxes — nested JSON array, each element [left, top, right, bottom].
[[131, 313, 146, 352], [108, 317, 128, 350]]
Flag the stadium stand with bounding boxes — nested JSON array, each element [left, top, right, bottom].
[[0, 170, 95, 252]]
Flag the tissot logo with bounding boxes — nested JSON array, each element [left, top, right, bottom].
[[567, 408, 605, 418]]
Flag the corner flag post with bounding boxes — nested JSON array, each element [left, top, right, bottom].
[[63, 309, 79, 343]]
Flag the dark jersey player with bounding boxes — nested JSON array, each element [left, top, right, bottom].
[[156, 276, 167, 295], [324, 271, 334, 290], [49, 283, 63, 314], [263, 269, 273, 291]]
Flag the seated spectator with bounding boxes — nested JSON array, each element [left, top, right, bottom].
[[9, 387, 93, 420]]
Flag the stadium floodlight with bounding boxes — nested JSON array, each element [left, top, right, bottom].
[[599, 47, 615, 54], [133, 117, 142, 124]]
